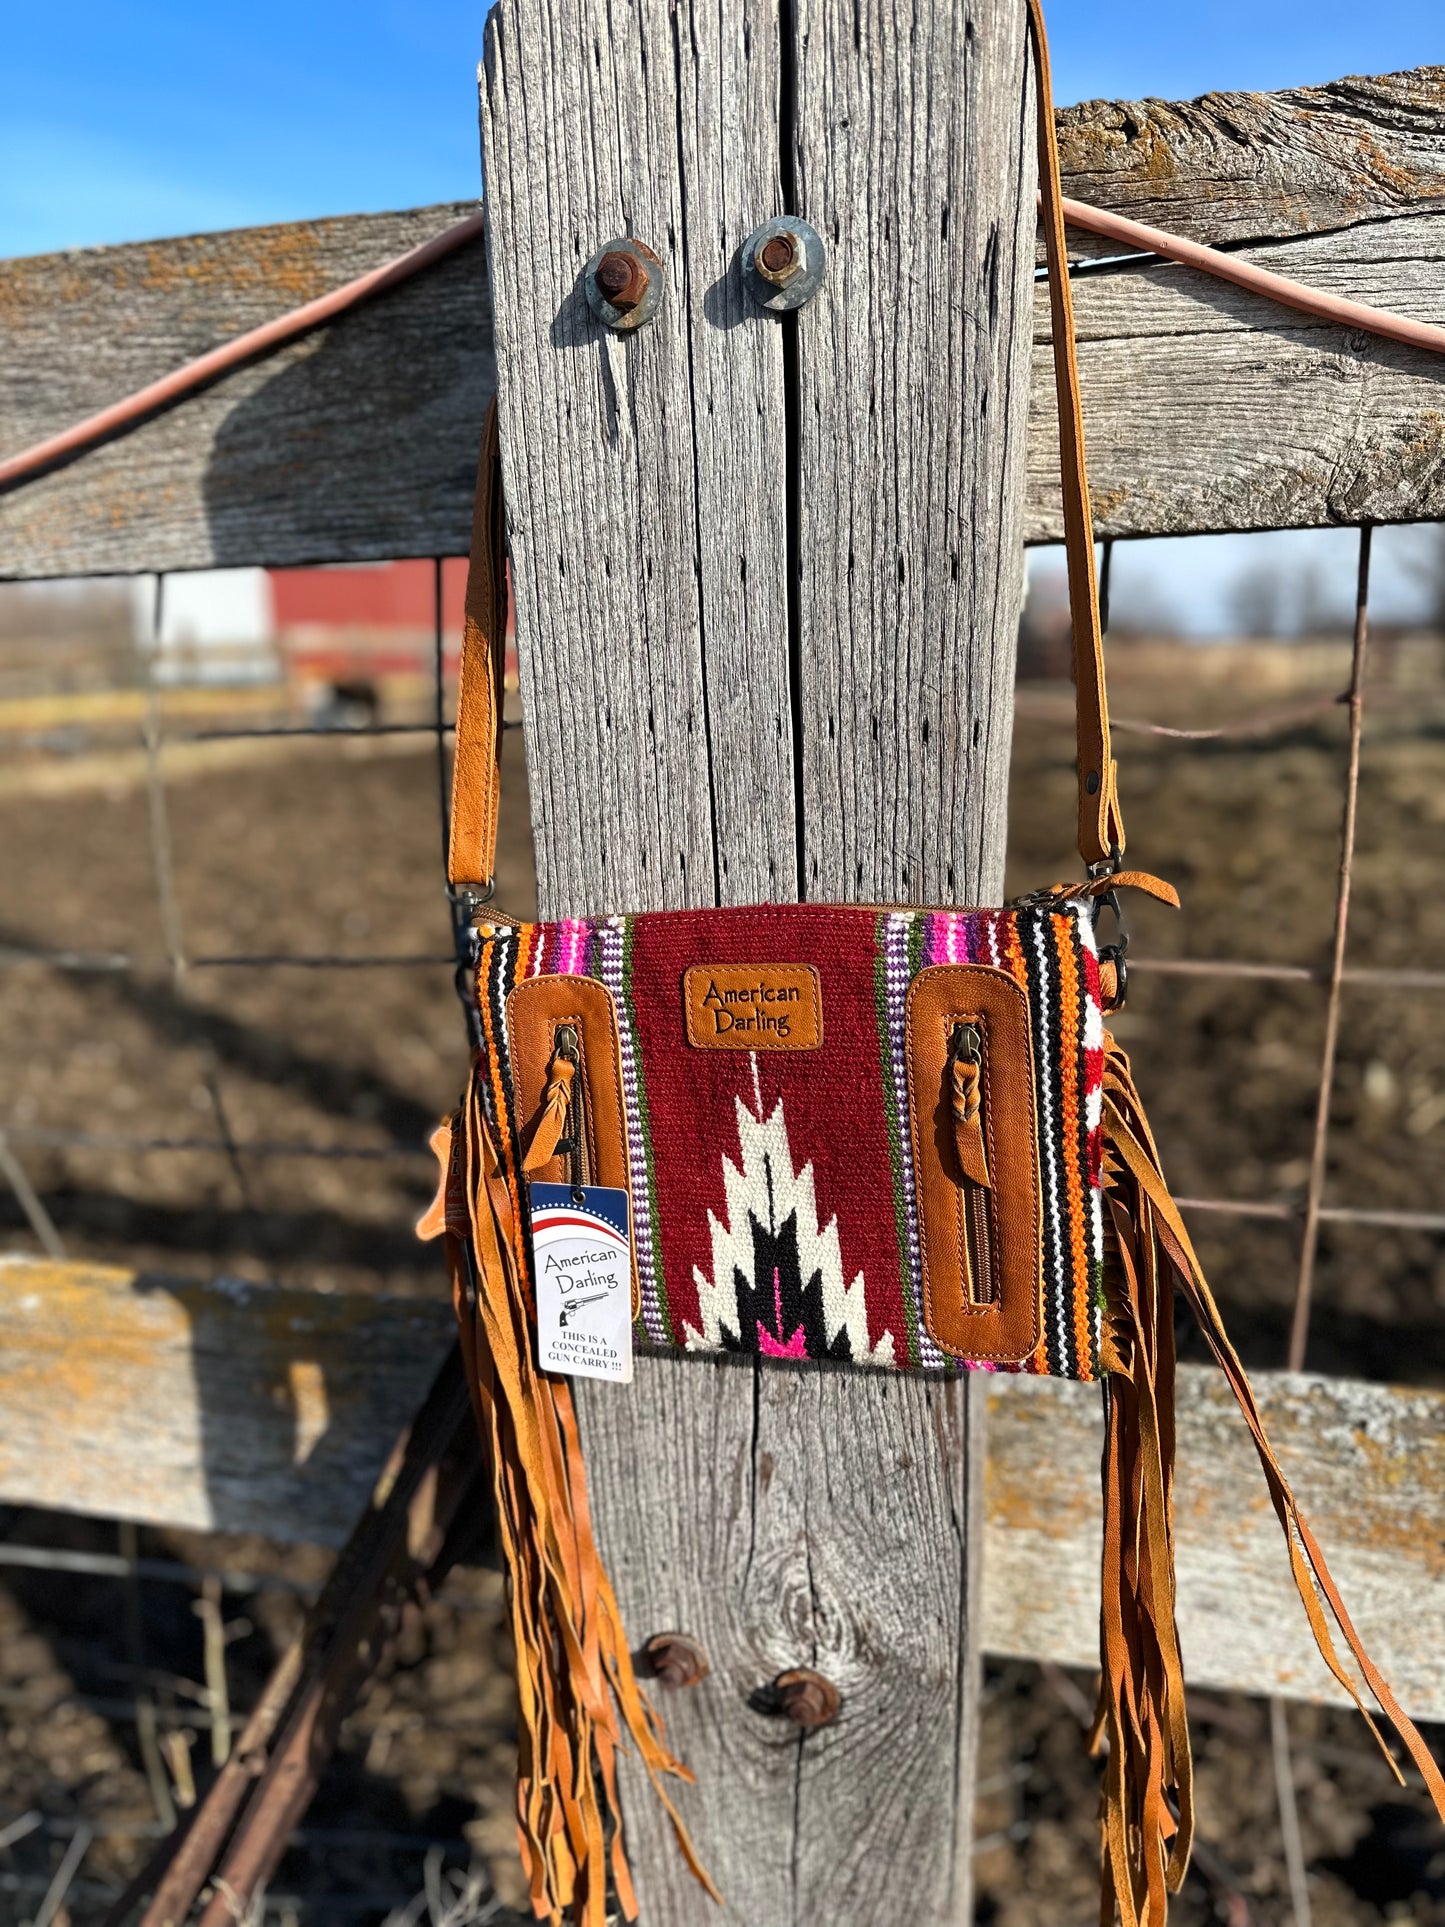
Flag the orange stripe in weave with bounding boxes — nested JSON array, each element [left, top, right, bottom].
[[994, 914, 1028, 992]]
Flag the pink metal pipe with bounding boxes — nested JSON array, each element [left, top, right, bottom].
[[0, 211, 488, 491], [3, 192, 1443, 498], [1059, 194, 1445, 358]]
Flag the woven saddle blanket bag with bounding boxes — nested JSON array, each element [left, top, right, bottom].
[[419, 4, 1445, 1921]]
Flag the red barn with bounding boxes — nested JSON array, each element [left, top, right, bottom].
[[267, 558, 514, 718]]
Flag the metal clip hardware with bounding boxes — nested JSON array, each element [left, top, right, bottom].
[[552, 1025, 587, 1199], [1087, 842, 1124, 884], [1006, 883, 1071, 910], [553, 1023, 580, 1062], [1092, 885, 1130, 1013], [445, 881, 495, 1047], [447, 878, 496, 922], [450, 884, 498, 959]]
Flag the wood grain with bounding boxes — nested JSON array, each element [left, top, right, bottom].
[[479, 0, 802, 1915], [1056, 65, 1445, 258], [767, 0, 1036, 1916], [5, 67, 1445, 579], [591, 1354, 979, 1922], [1030, 208, 1445, 540], [794, 0, 1035, 905], [479, 0, 1038, 1914], [479, 0, 728, 922], [0, 205, 493, 579], [0, 1254, 454, 1545], [984, 1366, 1445, 1720], [5, 1255, 1441, 1724]]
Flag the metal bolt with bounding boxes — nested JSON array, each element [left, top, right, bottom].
[[643, 1632, 709, 1689], [756, 232, 800, 285], [584, 238, 666, 331], [741, 217, 826, 313], [596, 249, 647, 310], [773, 1668, 841, 1730]]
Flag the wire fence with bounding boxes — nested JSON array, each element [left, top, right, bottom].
[[0, 556, 504, 1920], [2, 519, 1442, 1927], [6, 527, 1439, 1275]]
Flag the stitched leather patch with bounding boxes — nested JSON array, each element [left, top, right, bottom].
[[905, 965, 1043, 1364], [683, 964, 822, 1050]]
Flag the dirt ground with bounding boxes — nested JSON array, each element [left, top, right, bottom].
[[1, 628, 1443, 1923]]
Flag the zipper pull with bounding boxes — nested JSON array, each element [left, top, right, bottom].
[[949, 1022, 992, 1191], [553, 1024, 580, 1062], [521, 1028, 578, 1172]]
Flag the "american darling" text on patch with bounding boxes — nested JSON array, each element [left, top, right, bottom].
[[682, 963, 823, 1050]]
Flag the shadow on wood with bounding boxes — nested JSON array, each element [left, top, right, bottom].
[[0, 1254, 454, 1545]]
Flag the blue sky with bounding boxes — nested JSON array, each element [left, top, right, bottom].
[[2, 0, 1440, 260]]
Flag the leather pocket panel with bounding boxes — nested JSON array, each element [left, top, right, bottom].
[[905, 965, 1042, 1362], [506, 974, 640, 1318]]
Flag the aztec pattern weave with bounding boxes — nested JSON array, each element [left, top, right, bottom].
[[474, 903, 1105, 1381]]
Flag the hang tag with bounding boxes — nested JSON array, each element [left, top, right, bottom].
[[529, 1182, 635, 1383]]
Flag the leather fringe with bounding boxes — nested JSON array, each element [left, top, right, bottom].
[[421, 1062, 718, 1925], [1097, 1034, 1445, 1926]]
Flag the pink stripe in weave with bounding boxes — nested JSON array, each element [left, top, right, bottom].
[[557, 918, 587, 977]]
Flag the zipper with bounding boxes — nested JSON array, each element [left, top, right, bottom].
[[962, 1180, 993, 1307], [949, 1021, 995, 1306], [551, 1023, 591, 1193]]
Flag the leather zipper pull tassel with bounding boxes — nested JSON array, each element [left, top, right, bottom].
[[521, 1034, 577, 1172], [950, 1023, 992, 1190]]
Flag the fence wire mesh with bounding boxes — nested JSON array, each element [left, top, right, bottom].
[[2, 520, 1442, 1927], [4, 535, 1440, 1268]]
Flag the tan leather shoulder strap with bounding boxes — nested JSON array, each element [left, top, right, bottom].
[[447, 400, 506, 891], [450, 0, 1122, 886], [1028, 0, 1122, 869]]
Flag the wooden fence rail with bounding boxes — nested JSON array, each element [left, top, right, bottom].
[[3, 64, 1444, 578], [3, 1254, 1441, 1723], [2, 39, 1444, 1927]]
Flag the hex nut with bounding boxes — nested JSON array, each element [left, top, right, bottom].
[[596, 249, 647, 310], [741, 217, 826, 312], [773, 1667, 841, 1729], [756, 232, 801, 285], [584, 239, 666, 331]]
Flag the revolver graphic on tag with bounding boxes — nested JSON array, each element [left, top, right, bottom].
[[559, 1292, 608, 1329]]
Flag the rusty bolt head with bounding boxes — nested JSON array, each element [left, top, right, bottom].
[[596, 248, 648, 311], [773, 1668, 841, 1730], [584, 239, 665, 330], [741, 217, 825, 312], [756, 231, 801, 285], [643, 1632, 709, 1689]]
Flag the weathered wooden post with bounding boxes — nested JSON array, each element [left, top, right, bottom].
[[480, 0, 1037, 1916]]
